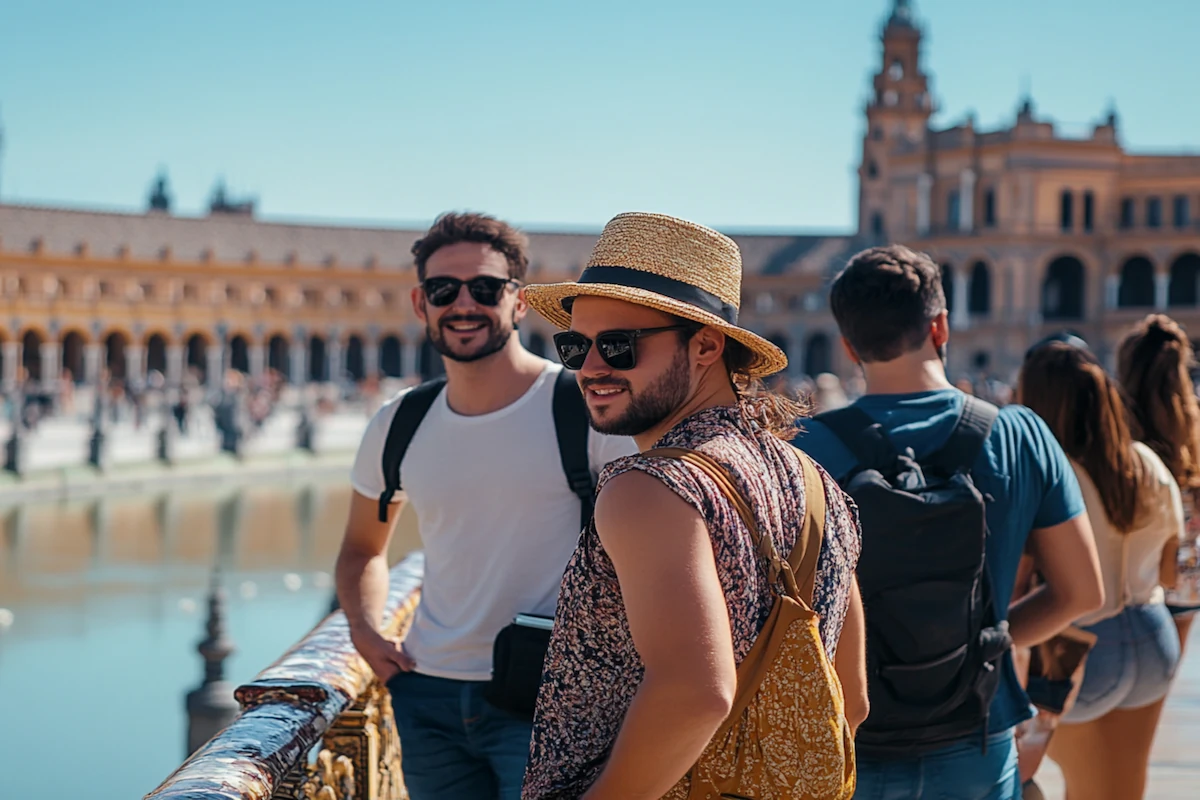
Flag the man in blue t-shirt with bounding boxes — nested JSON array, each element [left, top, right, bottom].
[[795, 244, 1104, 800]]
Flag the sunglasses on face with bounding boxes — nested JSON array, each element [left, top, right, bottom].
[[422, 276, 519, 307], [553, 324, 697, 371]]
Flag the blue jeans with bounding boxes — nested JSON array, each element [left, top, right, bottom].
[[853, 729, 1019, 800], [386, 671, 533, 800], [1062, 602, 1181, 724]]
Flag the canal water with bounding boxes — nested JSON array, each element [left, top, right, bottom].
[[0, 473, 421, 799]]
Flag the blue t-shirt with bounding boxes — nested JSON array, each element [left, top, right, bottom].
[[794, 388, 1086, 736]]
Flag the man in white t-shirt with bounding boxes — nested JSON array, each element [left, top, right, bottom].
[[335, 212, 635, 800]]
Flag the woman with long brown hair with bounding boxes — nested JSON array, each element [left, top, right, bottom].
[[1019, 341, 1184, 800], [1118, 314, 1200, 632]]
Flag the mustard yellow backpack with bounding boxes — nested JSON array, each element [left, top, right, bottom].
[[648, 447, 856, 800]]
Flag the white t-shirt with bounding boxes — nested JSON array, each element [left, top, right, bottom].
[[1072, 441, 1186, 627], [350, 361, 637, 680]]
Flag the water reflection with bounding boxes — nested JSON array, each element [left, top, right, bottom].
[[0, 474, 421, 799]]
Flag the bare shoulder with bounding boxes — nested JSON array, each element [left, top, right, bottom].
[[594, 469, 704, 547]]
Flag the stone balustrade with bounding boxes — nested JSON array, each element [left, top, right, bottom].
[[144, 553, 424, 800]]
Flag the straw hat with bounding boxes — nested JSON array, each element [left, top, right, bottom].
[[524, 212, 788, 377]]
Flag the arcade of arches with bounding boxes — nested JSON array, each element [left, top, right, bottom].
[[934, 252, 1200, 325], [1112, 252, 1200, 311], [0, 327, 439, 391]]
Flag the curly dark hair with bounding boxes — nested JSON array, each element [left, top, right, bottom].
[[830, 244, 946, 363], [412, 212, 530, 282]]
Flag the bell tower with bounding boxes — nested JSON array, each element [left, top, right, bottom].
[[858, 0, 933, 239]]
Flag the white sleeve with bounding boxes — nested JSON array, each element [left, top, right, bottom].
[[587, 428, 639, 478], [349, 390, 409, 502]]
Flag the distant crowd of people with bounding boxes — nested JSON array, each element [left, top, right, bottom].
[[331, 211, 1197, 800]]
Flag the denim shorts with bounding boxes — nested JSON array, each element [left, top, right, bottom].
[[1062, 602, 1181, 724]]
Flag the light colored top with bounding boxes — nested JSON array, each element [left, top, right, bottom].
[[1073, 441, 1185, 627], [350, 361, 637, 681]]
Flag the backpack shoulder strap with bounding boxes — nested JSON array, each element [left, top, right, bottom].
[[377, 378, 446, 522], [814, 405, 898, 473], [925, 396, 999, 476], [552, 368, 596, 530], [643, 446, 813, 605], [792, 448, 828, 605]]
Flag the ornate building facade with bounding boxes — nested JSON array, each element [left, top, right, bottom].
[[859, 0, 1200, 378], [1, 0, 1197, 392]]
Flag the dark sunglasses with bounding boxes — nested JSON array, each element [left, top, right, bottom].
[[553, 324, 697, 371], [422, 276, 519, 307]]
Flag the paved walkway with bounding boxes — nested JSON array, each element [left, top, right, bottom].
[[1034, 623, 1199, 799]]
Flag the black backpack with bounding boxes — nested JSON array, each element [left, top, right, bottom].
[[816, 396, 1013, 758], [375, 368, 595, 529]]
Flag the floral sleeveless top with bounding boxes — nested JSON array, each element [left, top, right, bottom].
[[521, 406, 862, 800]]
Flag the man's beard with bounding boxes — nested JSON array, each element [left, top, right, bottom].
[[582, 347, 691, 437], [428, 312, 513, 364]]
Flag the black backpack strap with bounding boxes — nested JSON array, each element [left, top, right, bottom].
[[814, 405, 899, 475], [925, 396, 999, 476], [377, 378, 447, 522], [552, 368, 596, 530]]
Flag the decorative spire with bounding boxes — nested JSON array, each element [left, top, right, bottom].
[[148, 169, 172, 213], [1104, 98, 1120, 129], [888, 0, 917, 28], [208, 177, 256, 217], [1017, 75, 1036, 122]]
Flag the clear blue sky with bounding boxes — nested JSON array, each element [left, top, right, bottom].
[[2, 0, 1197, 232]]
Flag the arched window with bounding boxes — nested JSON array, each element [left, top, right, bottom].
[[1042, 256, 1086, 321], [379, 335, 402, 378], [308, 335, 328, 382], [62, 331, 86, 383], [1117, 257, 1155, 308], [804, 333, 832, 378], [268, 335, 290, 380], [146, 334, 168, 376], [1169, 253, 1200, 307], [21, 330, 44, 383], [186, 333, 208, 380], [871, 212, 885, 237], [345, 335, 366, 381], [104, 331, 129, 380], [229, 335, 250, 374], [968, 261, 991, 316]]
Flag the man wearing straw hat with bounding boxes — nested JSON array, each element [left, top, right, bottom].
[[520, 212, 869, 799]]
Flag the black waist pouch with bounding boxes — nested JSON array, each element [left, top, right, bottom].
[[483, 614, 553, 720]]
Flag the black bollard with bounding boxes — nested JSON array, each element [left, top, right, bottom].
[[4, 391, 26, 477], [4, 428, 24, 476], [88, 391, 110, 471], [296, 407, 315, 453]]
